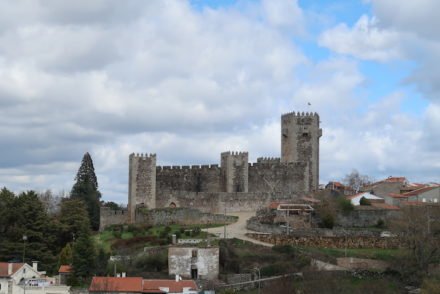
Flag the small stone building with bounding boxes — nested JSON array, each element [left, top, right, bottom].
[[168, 246, 219, 280]]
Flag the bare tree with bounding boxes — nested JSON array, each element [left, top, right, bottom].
[[390, 204, 440, 281], [343, 169, 373, 193]]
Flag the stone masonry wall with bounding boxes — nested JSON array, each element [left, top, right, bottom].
[[128, 153, 156, 222], [248, 161, 308, 195], [281, 112, 321, 191], [221, 152, 249, 193], [247, 233, 400, 249], [156, 165, 221, 193], [135, 208, 237, 226], [99, 207, 129, 231], [156, 190, 297, 214], [168, 247, 219, 280]]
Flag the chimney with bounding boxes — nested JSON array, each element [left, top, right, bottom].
[[8, 263, 13, 275], [172, 234, 177, 244], [32, 261, 38, 271], [175, 274, 179, 282], [116, 273, 121, 277], [122, 272, 126, 278]]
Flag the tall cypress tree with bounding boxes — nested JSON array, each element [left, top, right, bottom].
[[71, 152, 101, 231]]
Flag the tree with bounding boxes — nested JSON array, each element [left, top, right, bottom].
[[390, 204, 440, 284], [59, 243, 73, 266], [71, 152, 101, 231], [343, 169, 373, 193], [38, 189, 62, 215], [59, 198, 90, 243], [72, 225, 96, 284]]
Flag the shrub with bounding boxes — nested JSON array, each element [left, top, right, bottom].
[[376, 219, 385, 228], [338, 197, 354, 214], [359, 197, 371, 206], [320, 213, 335, 229], [272, 245, 296, 256]]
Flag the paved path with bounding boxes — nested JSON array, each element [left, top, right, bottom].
[[204, 212, 273, 247]]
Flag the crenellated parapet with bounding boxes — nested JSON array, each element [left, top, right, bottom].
[[281, 111, 319, 118], [256, 157, 281, 164]]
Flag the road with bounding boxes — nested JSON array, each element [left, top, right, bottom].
[[204, 211, 273, 247]]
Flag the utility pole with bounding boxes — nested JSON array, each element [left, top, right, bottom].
[[22, 235, 27, 294]]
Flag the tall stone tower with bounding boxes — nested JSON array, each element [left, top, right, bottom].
[[281, 112, 322, 191], [128, 153, 156, 223], [221, 151, 249, 193]]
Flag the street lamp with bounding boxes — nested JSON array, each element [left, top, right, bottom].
[[22, 235, 27, 263]]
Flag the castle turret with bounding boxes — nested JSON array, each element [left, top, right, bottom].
[[128, 153, 156, 222], [220, 151, 249, 193], [281, 112, 322, 191]]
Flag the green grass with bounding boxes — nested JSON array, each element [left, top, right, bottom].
[[94, 223, 225, 253]]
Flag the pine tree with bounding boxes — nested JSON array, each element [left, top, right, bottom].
[[71, 152, 101, 231]]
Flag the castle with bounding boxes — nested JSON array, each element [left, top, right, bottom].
[[126, 111, 322, 222]]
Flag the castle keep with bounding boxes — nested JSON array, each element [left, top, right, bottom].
[[128, 112, 322, 222]]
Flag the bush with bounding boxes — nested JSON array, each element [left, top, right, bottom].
[[320, 213, 335, 229], [359, 197, 371, 206], [338, 197, 354, 214], [193, 227, 201, 236], [376, 219, 385, 228]]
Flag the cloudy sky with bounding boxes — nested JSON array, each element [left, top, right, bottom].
[[0, 0, 438, 203]]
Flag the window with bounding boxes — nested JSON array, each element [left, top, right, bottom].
[[302, 133, 309, 138], [192, 250, 198, 258]]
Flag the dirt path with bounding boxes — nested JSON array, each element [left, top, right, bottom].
[[204, 212, 273, 247]]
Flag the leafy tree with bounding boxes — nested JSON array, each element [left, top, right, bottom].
[[337, 197, 354, 214], [0, 190, 60, 273], [95, 248, 109, 276], [59, 198, 90, 244], [72, 225, 96, 284], [71, 152, 101, 231], [59, 243, 73, 266], [102, 201, 121, 210]]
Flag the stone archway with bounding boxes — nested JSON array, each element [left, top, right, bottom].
[[169, 202, 177, 208]]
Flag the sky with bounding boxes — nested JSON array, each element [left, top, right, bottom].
[[0, 0, 438, 203]]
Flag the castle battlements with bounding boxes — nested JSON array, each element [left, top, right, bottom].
[[281, 111, 319, 118], [130, 153, 157, 159], [256, 157, 281, 164], [127, 111, 321, 221]]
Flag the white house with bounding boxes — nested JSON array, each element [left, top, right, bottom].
[[347, 192, 384, 206], [0, 262, 69, 294]]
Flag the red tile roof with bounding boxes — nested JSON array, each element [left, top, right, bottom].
[[401, 186, 439, 197], [143, 279, 198, 293], [89, 277, 143, 292], [58, 265, 72, 273], [383, 177, 407, 183], [0, 263, 24, 277]]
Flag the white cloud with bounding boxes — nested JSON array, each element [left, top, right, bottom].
[[318, 15, 403, 61]]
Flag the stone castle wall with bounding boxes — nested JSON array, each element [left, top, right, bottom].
[[126, 111, 322, 218], [248, 161, 308, 194], [156, 164, 222, 193], [100, 207, 129, 231], [156, 190, 288, 214]]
